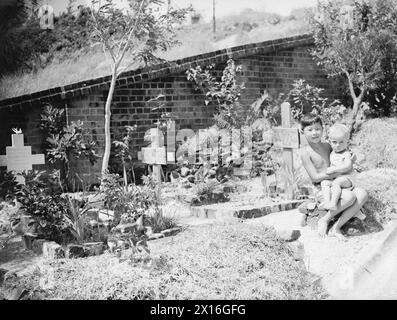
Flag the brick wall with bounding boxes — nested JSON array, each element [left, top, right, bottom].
[[0, 36, 347, 186]]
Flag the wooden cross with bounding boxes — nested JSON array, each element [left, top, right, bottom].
[[138, 128, 166, 183], [272, 102, 300, 200], [0, 133, 45, 184]]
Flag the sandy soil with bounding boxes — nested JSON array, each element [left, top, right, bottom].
[[244, 209, 395, 296]]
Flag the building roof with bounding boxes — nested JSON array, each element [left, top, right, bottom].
[[0, 33, 313, 110]]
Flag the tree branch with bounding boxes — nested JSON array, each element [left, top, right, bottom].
[[343, 69, 357, 100], [117, 0, 146, 69]]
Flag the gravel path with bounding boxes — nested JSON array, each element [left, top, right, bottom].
[[244, 209, 390, 295]]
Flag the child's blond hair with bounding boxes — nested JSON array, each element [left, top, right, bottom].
[[328, 123, 349, 140]]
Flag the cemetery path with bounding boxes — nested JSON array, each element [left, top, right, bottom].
[[244, 209, 397, 299]]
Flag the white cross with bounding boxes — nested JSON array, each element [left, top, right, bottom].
[[0, 133, 45, 184]]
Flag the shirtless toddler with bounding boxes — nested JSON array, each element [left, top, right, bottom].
[[320, 123, 355, 211]]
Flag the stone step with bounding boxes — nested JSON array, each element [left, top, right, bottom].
[[190, 199, 304, 220]]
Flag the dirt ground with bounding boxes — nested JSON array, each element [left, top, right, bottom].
[[244, 209, 396, 297]]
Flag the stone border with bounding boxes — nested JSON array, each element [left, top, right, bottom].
[[326, 220, 397, 299], [147, 226, 182, 241], [190, 200, 305, 220]]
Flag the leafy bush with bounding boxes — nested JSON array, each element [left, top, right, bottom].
[[0, 169, 20, 201], [186, 59, 246, 129], [16, 183, 69, 242], [101, 172, 159, 224], [40, 104, 98, 190], [112, 125, 138, 187], [13, 170, 96, 244]]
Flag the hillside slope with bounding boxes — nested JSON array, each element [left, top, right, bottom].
[[0, 9, 311, 100]]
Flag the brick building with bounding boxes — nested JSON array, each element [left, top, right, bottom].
[[0, 34, 346, 185]]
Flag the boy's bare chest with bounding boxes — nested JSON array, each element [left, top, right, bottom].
[[308, 147, 330, 170]]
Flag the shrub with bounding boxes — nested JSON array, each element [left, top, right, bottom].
[[40, 104, 98, 191], [0, 169, 20, 201], [16, 182, 70, 242], [101, 172, 160, 225]]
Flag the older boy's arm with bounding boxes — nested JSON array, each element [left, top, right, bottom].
[[300, 151, 337, 183]]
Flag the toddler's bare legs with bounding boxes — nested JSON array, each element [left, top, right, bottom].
[[319, 180, 332, 210], [323, 176, 352, 211], [317, 189, 356, 237]]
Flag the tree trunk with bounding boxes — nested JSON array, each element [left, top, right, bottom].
[[101, 70, 118, 175], [348, 95, 363, 137]]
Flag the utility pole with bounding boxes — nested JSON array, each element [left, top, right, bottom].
[[213, 0, 216, 35]]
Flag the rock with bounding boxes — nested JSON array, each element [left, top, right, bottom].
[[116, 223, 137, 234], [186, 175, 195, 183], [208, 169, 216, 176], [145, 226, 153, 236], [84, 242, 104, 256], [98, 209, 114, 223], [298, 201, 317, 214], [65, 244, 88, 259], [107, 240, 117, 252], [4, 271, 17, 283], [89, 220, 99, 227], [286, 241, 305, 261], [116, 240, 130, 250], [160, 227, 181, 237], [298, 213, 307, 227], [32, 239, 46, 255], [149, 233, 165, 240], [276, 229, 301, 242], [211, 190, 228, 202], [181, 167, 190, 177], [42, 241, 64, 259], [22, 233, 38, 250], [181, 182, 192, 189], [0, 268, 8, 286], [9, 287, 29, 300]]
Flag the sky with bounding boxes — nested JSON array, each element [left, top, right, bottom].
[[44, 0, 318, 18]]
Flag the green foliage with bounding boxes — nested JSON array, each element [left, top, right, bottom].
[[0, 2, 94, 75], [40, 104, 98, 190], [186, 59, 246, 129], [100, 172, 159, 224], [259, 80, 347, 128], [287, 79, 347, 127], [0, 169, 21, 201], [16, 181, 70, 242], [113, 125, 138, 186], [310, 0, 397, 120], [90, 0, 191, 70]]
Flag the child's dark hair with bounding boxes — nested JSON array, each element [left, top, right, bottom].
[[300, 114, 323, 130]]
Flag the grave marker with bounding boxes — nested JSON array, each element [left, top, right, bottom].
[[272, 103, 300, 200], [138, 128, 166, 183], [0, 132, 45, 184]]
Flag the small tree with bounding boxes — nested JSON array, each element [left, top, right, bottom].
[[89, 0, 190, 176], [113, 125, 137, 188], [311, 0, 397, 134]]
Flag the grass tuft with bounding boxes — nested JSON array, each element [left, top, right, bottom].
[[13, 222, 327, 300]]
